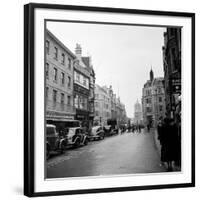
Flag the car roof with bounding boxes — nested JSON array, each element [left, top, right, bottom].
[[69, 127, 81, 130], [92, 126, 101, 129], [46, 124, 56, 128]]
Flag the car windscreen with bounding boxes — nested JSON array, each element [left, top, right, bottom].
[[104, 126, 111, 130], [67, 129, 75, 137], [91, 127, 100, 135], [46, 127, 55, 135]]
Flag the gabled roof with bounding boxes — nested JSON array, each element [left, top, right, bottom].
[[46, 29, 76, 59]]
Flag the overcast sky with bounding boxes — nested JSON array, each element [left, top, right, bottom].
[[47, 21, 166, 118]]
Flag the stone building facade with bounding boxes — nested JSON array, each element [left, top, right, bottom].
[[73, 44, 91, 128], [142, 69, 166, 127], [133, 100, 143, 125], [45, 30, 76, 124], [162, 28, 181, 120], [94, 84, 111, 126], [94, 84, 127, 126]]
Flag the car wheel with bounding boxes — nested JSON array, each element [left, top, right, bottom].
[[74, 139, 80, 148], [84, 138, 88, 145], [60, 142, 66, 154]]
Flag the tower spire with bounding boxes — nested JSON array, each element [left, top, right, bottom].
[[150, 66, 154, 82]]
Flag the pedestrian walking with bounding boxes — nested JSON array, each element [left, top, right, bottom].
[[138, 125, 141, 133], [147, 124, 150, 132], [132, 125, 135, 133], [158, 118, 179, 171]]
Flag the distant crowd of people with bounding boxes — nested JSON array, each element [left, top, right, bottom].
[[157, 117, 181, 171], [120, 124, 142, 134]]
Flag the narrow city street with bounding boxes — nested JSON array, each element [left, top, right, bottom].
[[47, 129, 166, 179]]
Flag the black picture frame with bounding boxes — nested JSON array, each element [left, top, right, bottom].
[[24, 3, 195, 197]]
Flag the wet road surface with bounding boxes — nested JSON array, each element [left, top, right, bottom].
[[47, 129, 166, 178]]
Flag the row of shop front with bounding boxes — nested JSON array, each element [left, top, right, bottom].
[[46, 109, 94, 133]]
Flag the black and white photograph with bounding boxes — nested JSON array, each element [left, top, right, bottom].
[[45, 21, 182, 178], [23, 3, 195, 196]]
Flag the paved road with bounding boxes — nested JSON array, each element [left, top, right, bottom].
[[46, 129, 166, 178]]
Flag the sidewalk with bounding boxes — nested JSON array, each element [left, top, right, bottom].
[[152, 128, 181, 172]]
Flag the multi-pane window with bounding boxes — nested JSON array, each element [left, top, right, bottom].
[[83, 77, 86, 86], [159, 105, 163, 111], [54, 47, 58, 59], [159, 97, 162, 102], [146, 90, 151, 96], [46, 63, 49, 79], [68, 58, 71, 70], [53, 90, 57, 103], [61, 53, 65, 65], [53, 68, 57, 81], [79, 97, 83, 109], [146, 107, 151, 113], [79, 97, 87, 110], [68, 76, 71, 88], [61, 72, 65, 85], [76, 72, 80, 82], [67, 96, 71, 106], [46, 40, 50, 54], [74, 95, 79, 108], [61, 93, 64, 104], [146, 98, 151, 104]]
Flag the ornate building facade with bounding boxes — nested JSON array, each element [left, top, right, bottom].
[[73, 44, 95, 129], [142, 69, 166, 127]]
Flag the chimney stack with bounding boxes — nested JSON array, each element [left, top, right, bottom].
[[75, 43, 82, 58]]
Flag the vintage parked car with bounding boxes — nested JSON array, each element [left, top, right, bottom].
[[65, 127, 89, 148], [89, 126, 105, 141], [104, 125, 118, 136], [46, 124, 67, 159]]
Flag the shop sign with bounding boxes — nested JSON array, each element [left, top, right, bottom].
[[172, 79, 181, 93]]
